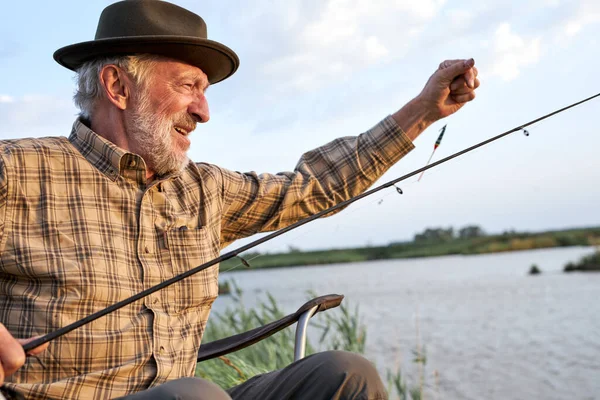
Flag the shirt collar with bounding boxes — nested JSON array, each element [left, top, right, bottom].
[[68, 119, 147, 182]]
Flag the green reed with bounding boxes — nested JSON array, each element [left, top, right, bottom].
[[195, 281, 432, 399]]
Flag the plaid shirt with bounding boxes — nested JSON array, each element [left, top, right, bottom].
[[0, 117, 413, 399]]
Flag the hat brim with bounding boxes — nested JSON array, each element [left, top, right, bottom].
[[54, 36, 239, 84]]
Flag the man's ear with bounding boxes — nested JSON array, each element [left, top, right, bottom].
[[99, 65, 131, 111]]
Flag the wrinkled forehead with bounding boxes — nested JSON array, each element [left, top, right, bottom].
[[147, 57, 210, 89]]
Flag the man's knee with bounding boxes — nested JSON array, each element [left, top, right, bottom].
[[119, 377, 232, 400], [307, 351, 387, 399]]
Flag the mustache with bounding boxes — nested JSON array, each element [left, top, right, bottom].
[[172, 112, 197, 132]]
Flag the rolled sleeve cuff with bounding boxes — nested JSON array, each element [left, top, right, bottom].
[[368, 115, 415, 164]]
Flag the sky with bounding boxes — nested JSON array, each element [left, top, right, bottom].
[[0, 0, 599, 253]]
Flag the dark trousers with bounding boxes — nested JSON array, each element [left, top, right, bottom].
[[120, 351, 387, 400]]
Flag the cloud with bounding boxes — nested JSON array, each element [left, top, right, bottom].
[[256, 0, 447, 92], [203, 0, 593, 140], [446, 9, 475, 28], [563, 0, 600, 37], [488, 23, 541, 81], [0, 95, 77, 139], [0, 95, 14, 104]]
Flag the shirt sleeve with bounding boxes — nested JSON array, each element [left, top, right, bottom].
[[0, 155, 8, 252], [218, 116, 415, 246]]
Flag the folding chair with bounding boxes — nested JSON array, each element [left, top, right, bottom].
[[197, 294, 344, 363]]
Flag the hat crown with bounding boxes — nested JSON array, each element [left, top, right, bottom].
[[54, 0, 239, 83], [95, 0, 208, 40]]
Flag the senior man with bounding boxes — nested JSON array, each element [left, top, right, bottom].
[[0, 1, 479, 399]]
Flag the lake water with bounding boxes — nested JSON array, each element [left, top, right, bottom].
[[212, 247, 600, 400]]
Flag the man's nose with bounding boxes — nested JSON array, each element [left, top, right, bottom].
[[189, 93, 210, 123]]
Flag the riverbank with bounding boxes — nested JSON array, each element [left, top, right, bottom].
[[219, 226, 600, 271], [213, 247, 600, 400], [564, 251, 600, 272]]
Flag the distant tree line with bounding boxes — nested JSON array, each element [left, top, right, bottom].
[[219, 226, 600, 270], [413, 225, 486, 242]]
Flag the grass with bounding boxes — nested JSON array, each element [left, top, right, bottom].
[[195, 282, 432, 399]]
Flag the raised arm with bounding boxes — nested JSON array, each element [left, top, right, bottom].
[[219, 59, 479, 245]]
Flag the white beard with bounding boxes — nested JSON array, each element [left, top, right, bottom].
[[127, 90, 195, 177]]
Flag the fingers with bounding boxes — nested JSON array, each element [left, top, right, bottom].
[[451, 67, 479, 90], [438, 59, 464, 69], [450, 76, 481, 94], [417, 58, 480, 121], [438, 59, 476, 87], [0, 324, 26, 383], [17, 337, 49, 356], [439, 61, 478, 77], [17, 336, 50, 356], [451, 91, 476, 104], [462, 65, 476, 88]]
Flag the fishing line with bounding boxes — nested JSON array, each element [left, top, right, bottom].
[[221, 189, 395, 274], [414, 116, 550, 184], [221, 252, 263, 273], [223, 181, 402, 273], [22, 91, 600, 352]]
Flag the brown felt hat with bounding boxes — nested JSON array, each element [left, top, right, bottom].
[[54, 0, 239, 84]]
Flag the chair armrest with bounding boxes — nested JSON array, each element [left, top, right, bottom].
[[197, 294, 344, 362]]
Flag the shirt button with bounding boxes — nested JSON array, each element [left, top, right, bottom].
[[159, 346, 165, 354], [144, 246, 150, 254], [129, 160, 137, 168], [153, 298, 159, 304]]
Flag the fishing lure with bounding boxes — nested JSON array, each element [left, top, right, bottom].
[[418, 125, 447, 182], [238, 256, 252, 268]]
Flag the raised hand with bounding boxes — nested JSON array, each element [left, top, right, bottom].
[[418, 58, 480, 122]]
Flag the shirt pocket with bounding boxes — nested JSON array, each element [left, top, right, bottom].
[[165, 227, 220, 312]]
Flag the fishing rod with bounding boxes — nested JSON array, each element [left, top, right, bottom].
[[22, 91, 600, 352]]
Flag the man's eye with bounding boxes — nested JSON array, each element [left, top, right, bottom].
[[183, 83, 194, 89]]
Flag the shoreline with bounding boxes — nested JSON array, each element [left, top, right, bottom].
[[219, 226, 600, 272]]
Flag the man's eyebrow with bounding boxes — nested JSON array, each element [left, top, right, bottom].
[[180, 71, 210, 90]]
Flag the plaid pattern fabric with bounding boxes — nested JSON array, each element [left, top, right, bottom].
[[0, 117, 413, 399]]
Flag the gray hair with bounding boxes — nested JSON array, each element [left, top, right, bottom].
[[74, 54, 160, 120]]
